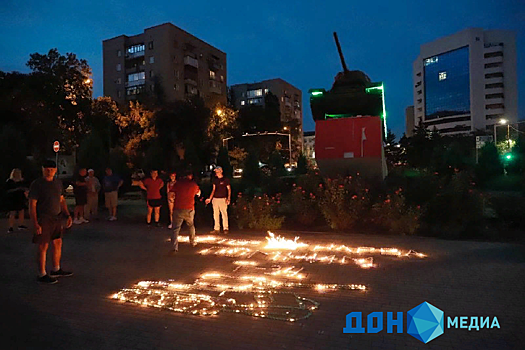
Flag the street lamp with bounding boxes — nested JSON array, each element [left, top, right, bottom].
[[494, 119, 510, 149]]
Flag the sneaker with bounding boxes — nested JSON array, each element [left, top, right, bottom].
[[80, 218, 89, 224], [49, 269, 73, 277], [17, 225, 28, 230], [109, 216, 117, 221], [209, 230, 220, 235], [223, 230, 229, 235], [168, 223, 173, 229], [38, 275, 58, 284], [73, 218, 82, 224], [7, 227, 14, 233]]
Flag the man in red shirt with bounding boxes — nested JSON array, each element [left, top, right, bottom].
[[170, 172, 201, 252], [139, 170, 164, 227]]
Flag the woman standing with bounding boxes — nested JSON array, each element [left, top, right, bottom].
[[6, 169, 28, 232], [166, 172, 177, 229], [139, 169, 164, 227]]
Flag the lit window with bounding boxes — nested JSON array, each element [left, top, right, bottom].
[[264, 88, 269, 94], [116, 64, 121, 71], [241, 100, 245, 106], [247, 89, 263, 98], [127, 44, 145, 54], [209, 70, 216, 79], [438, 72, 447, 81], [149, 56, 155, 64], [424, 56, 438, 66], [220, 75, 224, 83]]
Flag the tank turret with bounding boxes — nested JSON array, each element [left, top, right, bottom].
[[309, 32, 385, 125]]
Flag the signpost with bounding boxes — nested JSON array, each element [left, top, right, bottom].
[[53, 141, 60, 176], [475, 136, 493, 164]]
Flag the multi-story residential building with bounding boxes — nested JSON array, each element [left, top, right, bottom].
[[230, 78, 303, 159], [411, 28, 517, 135], [103, 23, 227, 108], [303, 131, 315, 159]]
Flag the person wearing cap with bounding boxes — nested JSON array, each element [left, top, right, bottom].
[[205, 166, 231, 234], [85, 169, 101, 220], [29, 160, 73, 284]]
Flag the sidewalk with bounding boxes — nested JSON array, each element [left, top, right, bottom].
[[1, 203, 524, 349]]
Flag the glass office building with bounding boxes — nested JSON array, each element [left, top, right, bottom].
[[424, 46, 470, 120]]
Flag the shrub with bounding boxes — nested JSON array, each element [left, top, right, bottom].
[[231, 193, 284, 230], [420, 172, 484, 237], [372, 191, 420, 235], [318, 176, 371, 230], [285, 185, 321, 226]]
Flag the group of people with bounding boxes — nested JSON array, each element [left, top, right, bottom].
[[71, 167, 123, 223], [138, 166, 232, 253], [9, 160, 232, 284]]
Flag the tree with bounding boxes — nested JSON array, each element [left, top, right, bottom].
[[207, 105, 239, 151], [243, 150, 261, 186], [476, 142, 503, 184], [296, 153, 309, 175], [114, 101, 156, 168], [268, 150, 286, 177], [26, 48, 93, 152], [229, 147, 248, 170], [216, 147, 233, 178]]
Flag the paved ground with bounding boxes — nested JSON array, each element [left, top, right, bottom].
[[1, 199, 524, 350]]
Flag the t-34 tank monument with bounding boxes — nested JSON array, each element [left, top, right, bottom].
[[309, 32, 387, 180]]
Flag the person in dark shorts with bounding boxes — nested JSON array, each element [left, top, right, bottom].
[[29, 160, 73, 284], [139, 170, 164, 227], [5, 168, 29, 233], [170, 172, 201, 253], [205, 166, 231, 234], [73, 168, 88, 224]]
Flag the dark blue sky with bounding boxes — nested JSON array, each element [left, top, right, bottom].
[[1, 0, 524, 137]]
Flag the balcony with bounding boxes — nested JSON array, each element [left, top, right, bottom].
[[185, 78, 198, 86], [184, 56, 199, 68], [209, 80, 221, 94], [126, 51, 145, 60], [125, 80, 145, 87]]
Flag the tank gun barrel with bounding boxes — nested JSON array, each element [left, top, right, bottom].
[[333, 32, 349, 72]]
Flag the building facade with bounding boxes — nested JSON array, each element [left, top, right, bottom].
[[303, 131, 315, 159], [103, 23, 227, 108], [230, 78, 303, 159], [412, 28, 517, 135]]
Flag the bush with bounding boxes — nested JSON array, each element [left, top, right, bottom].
[[372, 191, 420, 235], [231, 193, 284, 230], [284, 185, 321, 226], [318, 176, 371, 230], [420, 172, 484, 237]]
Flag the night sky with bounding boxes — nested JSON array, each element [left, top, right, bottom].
[[1, 0, 524, 137]]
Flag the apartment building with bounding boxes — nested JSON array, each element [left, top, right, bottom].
[[103, 23, 227, 108]]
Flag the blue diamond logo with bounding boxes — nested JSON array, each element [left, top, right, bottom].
[[407, 302, 444, 343]]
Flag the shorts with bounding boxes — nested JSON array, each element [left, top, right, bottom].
[[33, 215, 64, 244], [75, 191, 87, 206], [147, 199, 163, 208], [105, 191, 118, 208]]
